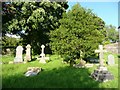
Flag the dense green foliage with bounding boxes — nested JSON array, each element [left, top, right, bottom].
[[2, 36, 21, 47], [2, 54, 118, 88], [2, 36, 21, 54], [50, 3, 105, 64], [2, 1, 68, 54], [104, 25, 118, 43]]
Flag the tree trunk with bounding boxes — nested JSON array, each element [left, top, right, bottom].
[[70, 60, 74, 66]]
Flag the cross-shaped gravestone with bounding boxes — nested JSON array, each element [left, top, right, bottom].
[[39, 45, 46, 63], [95, 45, 107, 66], [14, 45, 23, 63], [40, 44, 45, 58], [41, 45, 45, 54], [24, 44, 31, 62]]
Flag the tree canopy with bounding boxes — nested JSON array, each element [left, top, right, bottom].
[[49, 3, 105, 65], [2, 1, 68, 54], [104, 25, 118, 43]]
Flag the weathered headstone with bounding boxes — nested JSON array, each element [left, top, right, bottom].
[[6, 48, 11, 54], [73, 60, 86, 68], [24, 44, 31, 62], [25, 67, 41, 77], [108, 54, 115, 65], [14, 46, 23, 63], [73, 50, 86, 68], [95, 45, 107, 66]]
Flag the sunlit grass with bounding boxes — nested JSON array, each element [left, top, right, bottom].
[[2, 53, 118, 88]]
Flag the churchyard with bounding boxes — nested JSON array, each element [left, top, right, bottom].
[[2, 45, 118, 88], [2, 2, 119, 89]]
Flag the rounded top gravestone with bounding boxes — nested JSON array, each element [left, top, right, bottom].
[[24, 44, 31, 62], [14, 45, 23, 63], [108, 54, 115, 65], [26, 44, 31, 48]]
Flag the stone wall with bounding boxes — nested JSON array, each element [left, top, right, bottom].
[[104, 43, 118, 54]]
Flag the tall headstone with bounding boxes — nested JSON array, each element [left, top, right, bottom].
[[108, 54, 115, 65], [39, 45, 46, 63], [14, 46, 23, 63], [95, 45, 107, 66], [24, 44, 31, 62]]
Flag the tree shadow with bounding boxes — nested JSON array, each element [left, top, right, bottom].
[[30, 58, 37, 62], [2, 66, 101, 88], [118, 55, 120, 58]]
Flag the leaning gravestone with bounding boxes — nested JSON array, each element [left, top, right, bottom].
[[108, 54, 115, 65], [91, 45, 114, 82], [24, 44, 31, 62], [14, 46, 23, 63]]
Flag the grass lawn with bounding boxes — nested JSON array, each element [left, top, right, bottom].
[[2, 53, 118, 88]]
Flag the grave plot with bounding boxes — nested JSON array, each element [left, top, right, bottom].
[[91, 45, 114, 82]]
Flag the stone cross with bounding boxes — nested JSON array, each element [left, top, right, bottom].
[[41, 45, 45, 54], [14, 45, 23, 63], [95, 45, 107, 66], [40, 45, 46, 63], [24, 44, 31, 62], [40, 45, 45, 58]]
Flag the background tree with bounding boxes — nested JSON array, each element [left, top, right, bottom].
[[2, 36, 22, 55], [2, 1, 68, 54], [104, 25, 118, 43], [2, 2, 16, 36], [49, 3, 105, 66]]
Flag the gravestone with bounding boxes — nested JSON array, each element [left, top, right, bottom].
[[14, 46, 23, 63], [40, 45, 46, 63], [39, 45, 49, 63], [108, 54, 115, 65], [73, 60, 86, 68], [95, 45, 107, 66], [25, 67, 42, 77], [24, 44, 31, 62], [91, 45, 114, 82], [6, 48, 11, 54], [73, 50, 86, 68]]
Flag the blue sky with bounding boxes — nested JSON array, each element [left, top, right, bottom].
[[67, 2, 118, 28]]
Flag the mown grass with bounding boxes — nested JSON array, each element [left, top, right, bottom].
[[2, 53, 118, 88]]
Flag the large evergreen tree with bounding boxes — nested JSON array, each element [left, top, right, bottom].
[[49, 3, 105, 66], [2, 1, 68, 54]]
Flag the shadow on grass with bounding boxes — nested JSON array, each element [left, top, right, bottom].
[[30, 58, 37, 62], [3, 66, 100, 88], [118, 55, 120, 58]]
